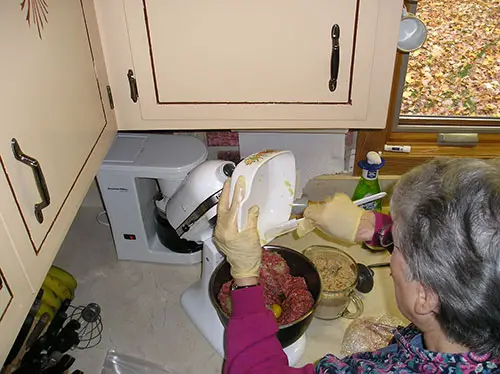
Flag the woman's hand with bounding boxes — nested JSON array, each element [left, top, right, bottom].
[[302, 193, 376, 243], [214, 176, 262, 280]]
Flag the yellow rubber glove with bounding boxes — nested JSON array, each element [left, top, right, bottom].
[[214, 176, 262, 279], [300, 193, 365, 243]]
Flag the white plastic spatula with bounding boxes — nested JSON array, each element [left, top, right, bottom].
[[263, 192, 387, 241]]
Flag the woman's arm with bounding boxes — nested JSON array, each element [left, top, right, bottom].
[[355, 211, 377, 242], [224, 286, 315, 374], [364, 212, 393, 249], [303, 194, 391, 245]]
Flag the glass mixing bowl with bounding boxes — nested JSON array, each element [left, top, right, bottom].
[[302, 245, 363, 320]]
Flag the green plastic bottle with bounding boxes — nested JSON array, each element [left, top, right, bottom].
[[352, 151, 385, 212]]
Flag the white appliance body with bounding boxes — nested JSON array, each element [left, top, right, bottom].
[[97, 133, 211, 265]]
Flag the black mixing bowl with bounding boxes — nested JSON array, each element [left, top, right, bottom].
[[209, 245, 322, 348]]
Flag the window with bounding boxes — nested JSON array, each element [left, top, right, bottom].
[[397, 0, 499, 130], [355, 0, 500, 175]]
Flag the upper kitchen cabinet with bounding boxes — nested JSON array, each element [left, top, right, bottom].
[[95, 0, 402, 130], [0, 0, 117, 288]]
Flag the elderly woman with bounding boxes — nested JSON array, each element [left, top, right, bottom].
[[214, 157, 500, 373]]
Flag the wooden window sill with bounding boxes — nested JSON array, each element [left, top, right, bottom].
[[355, 131, 500, 176], [380, 143, 500, 175]]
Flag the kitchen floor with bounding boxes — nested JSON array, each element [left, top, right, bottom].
[[53, 206, 222, 374], [54, 205, 403, 374]]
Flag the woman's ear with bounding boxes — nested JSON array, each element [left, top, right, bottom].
[[414, 282, 440, 316]]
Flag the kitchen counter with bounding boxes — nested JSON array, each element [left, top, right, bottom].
[[53, 206, 405, 374]]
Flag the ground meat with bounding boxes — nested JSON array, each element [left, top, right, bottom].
[[280, 288, 314, 325], [218, 281, 232, 315], [282, 276, 308, 297], [217, 250, 314, 326], [261, 251, 289, 275], [259, 251, 289, 306]]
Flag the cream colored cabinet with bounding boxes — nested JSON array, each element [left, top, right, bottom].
[[0, 172, 35, 365], [95, 0, 402, 130], [0, 0, 117, 365]]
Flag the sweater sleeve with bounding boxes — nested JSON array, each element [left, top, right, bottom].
[[224, 286, 315, 374], [365, 212, 392, 248]]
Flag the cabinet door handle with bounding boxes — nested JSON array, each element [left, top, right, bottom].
[[11, 138, 51, 224], [127, 69, 139, 103], [328, 24, 340, 92]]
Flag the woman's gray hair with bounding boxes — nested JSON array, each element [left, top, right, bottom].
[[390, 157, 500, 355]]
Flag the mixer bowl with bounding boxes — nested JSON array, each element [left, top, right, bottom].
[[209, 245, 322, 348]]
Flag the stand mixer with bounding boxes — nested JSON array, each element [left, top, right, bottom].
[[99, 133, 307, 365], [181, 150, 307, 366]]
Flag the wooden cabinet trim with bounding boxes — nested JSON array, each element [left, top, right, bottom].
[[0, 268, 14, 323]]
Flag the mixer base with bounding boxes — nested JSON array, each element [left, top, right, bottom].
[[181, 279, 226, 357]]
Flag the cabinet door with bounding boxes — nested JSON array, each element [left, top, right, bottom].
[[0, 1, 116, 287], [95, 0, 401, 129], [0, 173, 33, 366], [131, 1, 356, 104]]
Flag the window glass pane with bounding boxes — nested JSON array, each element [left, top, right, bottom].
[[401, 0, 500, 118]]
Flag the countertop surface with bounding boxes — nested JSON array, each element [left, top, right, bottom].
[[54, 207, 405, 374]]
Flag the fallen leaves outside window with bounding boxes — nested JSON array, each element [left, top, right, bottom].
[[401, 0, 500, 118]]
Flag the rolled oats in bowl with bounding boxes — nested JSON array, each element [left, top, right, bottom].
[[302, 245, 361, 320]]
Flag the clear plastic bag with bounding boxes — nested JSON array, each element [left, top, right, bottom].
[[101, 350, 178, 374], [340, 314, 404, 356]]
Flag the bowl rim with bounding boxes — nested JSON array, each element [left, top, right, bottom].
[[209, 245, 322, 329], [240, 149, 291, 166], [301, 245, 359, 295]]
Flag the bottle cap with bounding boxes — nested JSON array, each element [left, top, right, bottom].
[[358, 151, 385, 172], [366, 151, 382, 165]]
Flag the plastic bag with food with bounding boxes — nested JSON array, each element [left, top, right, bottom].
[[340, 314, 404, 356], [101, 350, 178, 374]]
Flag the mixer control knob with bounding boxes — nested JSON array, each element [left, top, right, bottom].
[[222, 163, 235, 177]]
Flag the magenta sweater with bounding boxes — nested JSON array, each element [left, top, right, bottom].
[[224, 285, 500, 374], [224, 285, 315, 374]]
